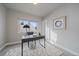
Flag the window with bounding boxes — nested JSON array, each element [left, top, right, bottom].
[[30, 21, 38, 29], [19, 20, 29, 25], [18, 19, 38, 33]]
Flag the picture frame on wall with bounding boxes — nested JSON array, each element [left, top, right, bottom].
[[53, 16, 66, 30]]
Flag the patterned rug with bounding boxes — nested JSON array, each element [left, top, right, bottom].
[[1, 41, 64, 56]]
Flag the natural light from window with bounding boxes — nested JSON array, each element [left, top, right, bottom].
[[18, 19, 38, 33]]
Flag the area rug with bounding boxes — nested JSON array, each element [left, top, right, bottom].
[[1, 41, 64, 56]]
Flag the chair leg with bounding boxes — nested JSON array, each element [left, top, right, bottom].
[[44, 38, 46, 48], [28, 41, 29, 47]]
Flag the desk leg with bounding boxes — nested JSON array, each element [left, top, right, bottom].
[[35, 40, 36, 46], [21, 41, 23, 56], [39, 38, 46, 48]]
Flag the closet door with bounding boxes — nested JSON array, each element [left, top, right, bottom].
[[49, 19, 57, 44], [45, 20, 50, 41], [41, 20, 45, 35]]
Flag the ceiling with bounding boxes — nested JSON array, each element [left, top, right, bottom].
[[4, 3, 63, 18]]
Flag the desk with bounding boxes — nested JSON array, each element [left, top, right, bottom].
[[21, 36, 45, 56]]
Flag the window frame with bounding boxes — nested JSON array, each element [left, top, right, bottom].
[[17, 19, 39, 33]]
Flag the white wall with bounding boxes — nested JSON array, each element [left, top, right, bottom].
[[42, 4, 79, 55], [0, 4, 7, 49], [6, 9, 42, 43]]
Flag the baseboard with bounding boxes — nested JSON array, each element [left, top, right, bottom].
[[0, 41, 21, 52], [6, 41, 21, 46], [0, 44, 6, 52], [47, 40, 79, 56], [55, 43, 79, 56]]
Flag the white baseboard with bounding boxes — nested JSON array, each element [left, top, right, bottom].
[[47, 40, 79, 56], [0, 41, 21, 52], [0, 44, 6, 51], [6, 41, 21, 46], [55, 43, 79, 56]]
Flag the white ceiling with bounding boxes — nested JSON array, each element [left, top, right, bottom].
[[4, 3, 63, 18]]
